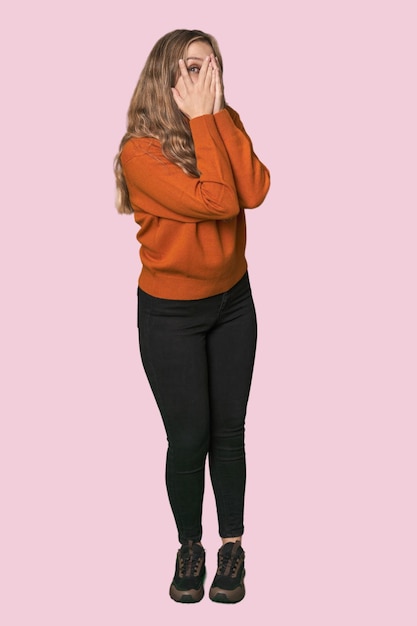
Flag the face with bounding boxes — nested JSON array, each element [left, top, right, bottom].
[[183, 39, 215, 83]]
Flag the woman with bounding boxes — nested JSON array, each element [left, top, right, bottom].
[[114, 29, 270, 603]]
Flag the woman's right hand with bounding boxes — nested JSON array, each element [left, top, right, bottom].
[[172, 56, 217, 119]]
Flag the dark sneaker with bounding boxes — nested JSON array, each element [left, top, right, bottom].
[[209, 541, 245, 603], [169, 540, 206, 603]]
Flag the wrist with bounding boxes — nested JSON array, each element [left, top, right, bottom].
[[188, 110, 214, 119]]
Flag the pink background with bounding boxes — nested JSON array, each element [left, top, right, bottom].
[[2, 1, 416, 624]]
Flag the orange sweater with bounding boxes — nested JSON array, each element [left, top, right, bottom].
[[121, 106, 270, 299]]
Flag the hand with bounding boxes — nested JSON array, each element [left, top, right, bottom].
[[172, 56, 216, 119], [211, 55, 225, 114]]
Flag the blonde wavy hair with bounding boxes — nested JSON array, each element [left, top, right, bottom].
[[114, 29, 224, 215]]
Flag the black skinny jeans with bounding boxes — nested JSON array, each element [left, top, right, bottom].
[[138, 272, 257, 544]]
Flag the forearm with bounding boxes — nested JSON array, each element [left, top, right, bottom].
[[122, 115, 240, 222], [213, 108, 270, 208]]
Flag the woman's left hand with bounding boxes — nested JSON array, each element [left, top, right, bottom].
[[211, 55, 225, 114]]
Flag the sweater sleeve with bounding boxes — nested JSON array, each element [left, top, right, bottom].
[[121, 114, 240, 223], [213, 107, 270, 209]]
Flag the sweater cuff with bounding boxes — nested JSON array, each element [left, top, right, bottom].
[[189, 113, 216, 129], [212, 108, 236, 133], [189, 113, 223, 144]]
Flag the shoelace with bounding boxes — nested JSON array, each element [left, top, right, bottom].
[[179, 541, 203, 577], [217, 543, 242, 577]]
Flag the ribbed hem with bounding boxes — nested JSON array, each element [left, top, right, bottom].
[[138, 260, 248, 301]]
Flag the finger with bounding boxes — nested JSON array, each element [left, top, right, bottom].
[[210, 55, 221, 85], [178, 58, 193, 89], [212, 55, 224, 85], [171, 87, 184, 109], [214, 56, 224, 84], [215, 64, 223, 93], [207, 64, 216, 93], [198, 55, 212, 86], [214, 69, 220, 97], [210, 54, 219, 73], [175, 75, 187, 99], [209, 63, 217, 93]]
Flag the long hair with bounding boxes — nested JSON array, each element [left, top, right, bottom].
[[114, 29, 224, 214]]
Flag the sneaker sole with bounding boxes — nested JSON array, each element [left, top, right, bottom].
[[169, 584, 204, 603], [209, 575, 245, 604]]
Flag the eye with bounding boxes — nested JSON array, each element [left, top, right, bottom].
[[187, 65, 200, 73]]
